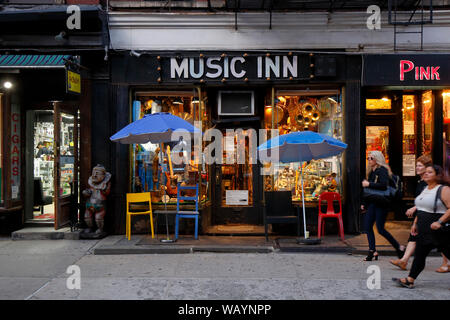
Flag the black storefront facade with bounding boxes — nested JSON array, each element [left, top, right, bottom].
[[105, 51, 363, 236], [0, 5, 108, 233], [362, 54, 450, 220]]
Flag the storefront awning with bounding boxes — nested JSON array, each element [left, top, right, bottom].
[[0, 55, 72, 69]]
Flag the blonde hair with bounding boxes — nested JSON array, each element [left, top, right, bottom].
[[367, 150, 392, 178]]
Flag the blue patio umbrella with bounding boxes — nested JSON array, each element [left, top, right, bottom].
[[110, 112, 201, 243], [258, 131, 347, 242], [110, 112, 201, 144]]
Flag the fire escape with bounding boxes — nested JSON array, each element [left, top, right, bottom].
[[388, 0, 434, 51]]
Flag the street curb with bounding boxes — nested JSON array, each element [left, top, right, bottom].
[[351, 248, 443, 257], [278, 246, 352, 254], [93, 246, 192, 254], [93, 245, 275, 255]]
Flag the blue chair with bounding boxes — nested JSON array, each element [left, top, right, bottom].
[[175, 183, 199, 240]]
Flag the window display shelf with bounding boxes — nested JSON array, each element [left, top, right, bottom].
[[264, 92, 344, 202]]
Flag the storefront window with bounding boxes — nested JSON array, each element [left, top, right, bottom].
[[443, 90, 450, 175], [401, 95, 417, 180], [366, 98, 392, 110], [264, 91, 344, 202], [421, 90, 433, 155], [130, 91, 209, 204], [366, 126, 389, 164]]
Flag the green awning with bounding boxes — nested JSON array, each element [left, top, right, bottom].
[[0, 55, 71, 68]]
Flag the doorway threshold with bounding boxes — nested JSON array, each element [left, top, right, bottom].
[[205, 224, 265, 236], [24, 219, 54, 228]]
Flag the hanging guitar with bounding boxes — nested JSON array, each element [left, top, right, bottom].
[[164, 145, 178, 197]]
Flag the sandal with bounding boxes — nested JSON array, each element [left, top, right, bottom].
[[392, 277, 414, 289], [390, 259, 407, 271], [435, 265, 450, 273]]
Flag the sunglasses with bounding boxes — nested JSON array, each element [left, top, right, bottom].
[[367, 157, 374, 160]]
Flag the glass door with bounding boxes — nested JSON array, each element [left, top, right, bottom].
[[213, 128, 261, 226], [53, 103, 79, 229], [221, 130, 254, 208]]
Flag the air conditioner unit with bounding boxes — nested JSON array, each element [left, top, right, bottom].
[[218, 91, 255, 116]]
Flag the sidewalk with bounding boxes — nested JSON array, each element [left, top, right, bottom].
[[91, 221, 427, 256]]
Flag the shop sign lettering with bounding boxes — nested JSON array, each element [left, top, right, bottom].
[[169, 54, 306, 81], [67, 70, 81, 94], [400, 60, 440, 81], [11, 107, 20, 199], [363, 55, 450, 86]]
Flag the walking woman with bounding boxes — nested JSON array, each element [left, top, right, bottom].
[[390, 154, 432, 270], [361, 151, 405, 261], [393, 165, 450, 288]]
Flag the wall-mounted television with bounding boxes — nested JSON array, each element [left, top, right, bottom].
[[218, 91, 255, 116]]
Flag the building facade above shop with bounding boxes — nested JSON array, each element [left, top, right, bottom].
[[108, 10, 450, 52]]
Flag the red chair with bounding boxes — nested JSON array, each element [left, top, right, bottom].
[[317, 192, 344, 241]]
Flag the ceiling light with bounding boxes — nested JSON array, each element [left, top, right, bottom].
[[3, 81, 12, 89]]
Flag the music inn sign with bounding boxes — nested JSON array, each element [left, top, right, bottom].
[[110, 52, 315, 84], [169, 54, 310, 81]]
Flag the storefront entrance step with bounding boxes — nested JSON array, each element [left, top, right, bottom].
[[91, 235, 275, 255], [93, 245, 274, 255], [11, 227, 80, 240], [24, 221, 54, 228], [276, 237, 352, 254], [93, 246, 192, 255]]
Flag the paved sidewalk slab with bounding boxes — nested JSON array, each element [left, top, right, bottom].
[[93, 235, 275, 255]]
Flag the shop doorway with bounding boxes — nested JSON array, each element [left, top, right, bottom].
[[25, 103, 79, 229], [364, 91, 436, 220], [212, 126, 261, 228]]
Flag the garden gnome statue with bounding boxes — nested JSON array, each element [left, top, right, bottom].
[[82, 164, 112, 237]]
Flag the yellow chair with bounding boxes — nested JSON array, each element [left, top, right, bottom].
[[126, 192, 154, 240]]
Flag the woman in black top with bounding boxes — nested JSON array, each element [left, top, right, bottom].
[[361, 151, 405, 261], [393, 165, 450, 288], [390, 155, 431, 270]]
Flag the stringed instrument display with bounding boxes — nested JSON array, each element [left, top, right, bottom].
[[164, 145, 178, 196]]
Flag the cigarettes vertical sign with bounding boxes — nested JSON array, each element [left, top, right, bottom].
[[11, 103, 20, 199]]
